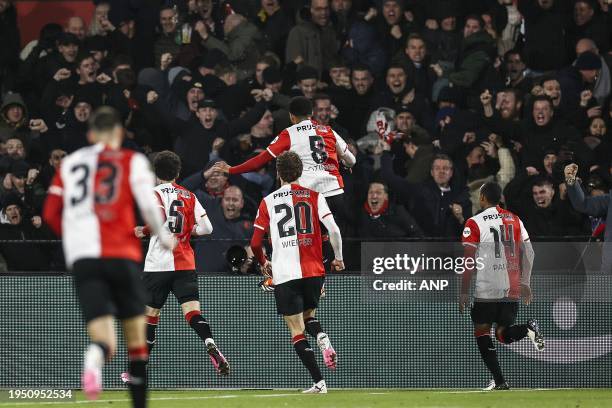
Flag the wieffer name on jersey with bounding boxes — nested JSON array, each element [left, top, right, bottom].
[[462, 206, 530, 300], [254, 183, 332, 285]]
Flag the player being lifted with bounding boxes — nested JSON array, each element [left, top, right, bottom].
[[460, 182, 545, 390], [121, 151, 229, 383], [250, 151, 344, 394], [213, 97, 355, 266], [42, 107, 175, 408]]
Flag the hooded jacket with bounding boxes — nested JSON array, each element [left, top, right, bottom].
[[0, 93, 29, 142]]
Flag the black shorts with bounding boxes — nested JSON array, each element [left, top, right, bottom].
[[471, 301, 519, 327], [274, 276, 324, 316], [142, 271, 199, 309], [72, 258, 145, 323]]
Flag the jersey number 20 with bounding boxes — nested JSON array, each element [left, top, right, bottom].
[[275, 202, 313, 238]]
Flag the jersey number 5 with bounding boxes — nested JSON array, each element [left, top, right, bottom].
[[168, 200, 184, 234], [275, 202, 313, 238]]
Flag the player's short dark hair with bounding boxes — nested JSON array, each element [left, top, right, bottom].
[[479, 182, 502, 205], [277, 151, 303, 183], [88, 106, 122, 132], [289, 96, 312, 118], [153, 150, 181, 181]]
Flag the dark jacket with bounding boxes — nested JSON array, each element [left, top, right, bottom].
[[202, 20, 265, 80], [517, 0, 570, 70], [285, 20, 338, 75], [380, 151, 472, 238], [568, 183, 612, 273], [358, 202, 424, 239], [0, 220, 55, 271]]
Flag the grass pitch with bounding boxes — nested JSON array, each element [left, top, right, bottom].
[[3, 389, 612, 408]]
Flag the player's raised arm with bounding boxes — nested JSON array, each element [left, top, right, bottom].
[[192, 198, 213, 236], [129, 153, 175, 249]]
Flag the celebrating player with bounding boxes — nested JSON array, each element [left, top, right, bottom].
[[42, 107, 175, 407], [121, 151, 229, 383], [250, 151, 344, 394], [460, 182, 545, 390], [212, 96, 355, 233]]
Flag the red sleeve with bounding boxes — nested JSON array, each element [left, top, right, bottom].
[[461, 218, 480, 247], [266, 130, 291, 158], [461, 218, 480, 294], [42, 172, 64, 237], [251, 200, 270, 266], [253, 200, 270, 232], [229, 150, 274, 175]]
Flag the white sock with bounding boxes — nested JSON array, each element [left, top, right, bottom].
[[204, 338, 215, 347], [84, 344, 104, 371]]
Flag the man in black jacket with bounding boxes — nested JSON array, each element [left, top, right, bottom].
[[0, 194, 56, 271], [155, 98, 267, 177], [380, 144, 472, 238], [358, 181, 423, 238]]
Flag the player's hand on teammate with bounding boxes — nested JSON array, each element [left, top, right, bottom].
[[331, 259, 345, 272], [564, 163, 578, 185], [520, 284, 533, 305], [211, 161, 230, 174], [458, 293, 470, 314]]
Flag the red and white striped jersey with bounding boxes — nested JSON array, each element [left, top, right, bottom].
[[462, 205, 530, 300], [48, 144, 157, 268], [144, 182, 206, 271], [267, 119, 350, 197], [254, 183, 332, 285]]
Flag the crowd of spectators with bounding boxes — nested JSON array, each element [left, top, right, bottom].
[[0, 0, 610, 271]]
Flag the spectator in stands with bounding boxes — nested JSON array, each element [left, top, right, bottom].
[[255, 0, 292, 59], [65, 16, 86, 41], [568, 0, 610, 57], [335, 64, 375, 139], [286, 0, 338, 74], [154, 7, 181, 68], [513, 177, 589, 237], [357, 181, 423, 238], [195, 185, 253, 273], [376, 0, 414, 60], [380, 146, 472, 238], [197, 13, 264, 80], [0, 194, 55, 271], [518, 0, 569, 71], [392, 33, 437, 100]]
